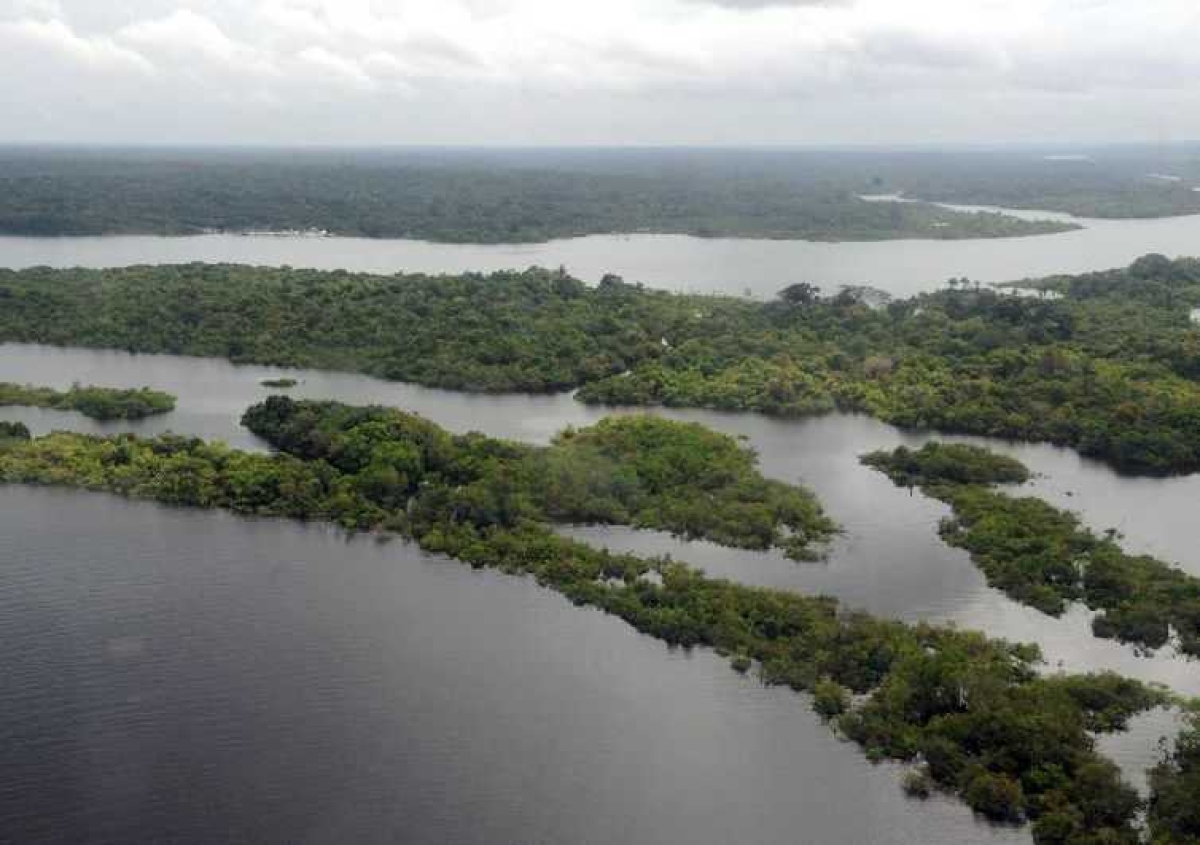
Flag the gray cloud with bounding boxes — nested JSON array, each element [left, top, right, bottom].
[[0, 0, 1198, 145]]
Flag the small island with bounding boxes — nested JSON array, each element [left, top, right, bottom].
[[861, 442, 1030, 488], [863, 442, 1200, 655], [260, 377, 299, 388], [0, 383, 176, 421]]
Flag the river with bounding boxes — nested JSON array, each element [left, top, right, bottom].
[[2, 341, 1197, 844], [4, 204, 1200, 297], [3, 203, 1200, 845]]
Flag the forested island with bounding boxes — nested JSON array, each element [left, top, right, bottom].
[[0, 395, 1194, 843], [0, 382, 176, 420], [863, 443, 1200, 656], [0, 148, 1077, 242], [4, 255, 1200, 473]]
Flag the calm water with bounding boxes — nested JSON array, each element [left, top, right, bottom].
[[0, 486, 1033, 845], [1, 343, 1197, 845], [4, 206, 1200, 297]]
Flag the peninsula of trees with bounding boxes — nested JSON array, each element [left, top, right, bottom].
[[863, 443, 1200, 655], [0, 396, 1191, 843], [0, 382, 176, 421], [4, 255, 1200, 473]]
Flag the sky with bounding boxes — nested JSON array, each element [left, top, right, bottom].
[[2, 0, 1199, 146]]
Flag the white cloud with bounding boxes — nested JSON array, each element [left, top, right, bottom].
[[0, 16, 152, 74], [1, 0, 1200, 143], [0, 0, 62, 20], [296, 45, 376, 90], [118, 8, 275, 76]]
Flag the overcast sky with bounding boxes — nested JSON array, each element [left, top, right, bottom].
[[2, 0, 1198, 146]]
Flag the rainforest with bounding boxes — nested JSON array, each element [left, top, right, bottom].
[[3, 255, 1200, 473]]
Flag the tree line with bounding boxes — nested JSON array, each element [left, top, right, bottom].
[[4, 256, 1200, 473], [0, 149, 1073, 242], [863, 442, 1200, 656]]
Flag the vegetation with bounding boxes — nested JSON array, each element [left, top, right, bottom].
[[239, 399, 835, 559], [260, 378, 298, 388], [884, 148, 1200, 219], [1149, 708, 1200, 844], [0, 421, 30, 441], [863, 444, 1200, 655], [901, 768, 935, 800], [577, 256, 1200, 476], [862, 442, 1030, 487], [0, 396, 1175, 842], [0, 396, 833, 557], [4, 255, 1200, 473], [0, 149, 1075, 242], [0, 382, 175, 421], [0, 265, 670, 392]]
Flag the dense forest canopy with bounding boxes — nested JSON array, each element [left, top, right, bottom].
[[0, 382, 175, 420], [861, 442, 1031, 487], [4, 255, 1200, 473], [863, 443, 1200, 655], [3, 146, 1199, 243], [0, 147, 1084, 242], [239, 398, 836, 558], [1149, 709, 1200, 844], [0, 397, 1187, 843]]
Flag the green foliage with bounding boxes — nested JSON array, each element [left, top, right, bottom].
[[0, 265, 685, 392], [0, 382, 175, 421], [0, 421, 31, 440], [864, 443, 1200, 655], [0, 150, 1075, 242], [544, 416, 834, 558], [0, 397, 1175, 843], [963, 770, 1026, 823], [941, 486, 1200, 655], [5, 256, 1200, 473], [812, 678, 850, 719], [240, 397, 835, 559], [1149, 711, 1200, 844], [862, 443, 1031, 487], [902, 768, 935, 799], [906, 155, 1200, 219]]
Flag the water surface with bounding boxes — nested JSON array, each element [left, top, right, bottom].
[[4, 206, 1200, 297], [3, 485, 1030, 845], [3, 342, 1198, 844]]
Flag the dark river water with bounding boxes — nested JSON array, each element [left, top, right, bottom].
[[4, 203, 1200, 297], [1, 342, 1196, 844]]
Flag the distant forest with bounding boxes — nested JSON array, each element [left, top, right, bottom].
[[2, 146, 1198, 243], [0, 146, 1120, 242]]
